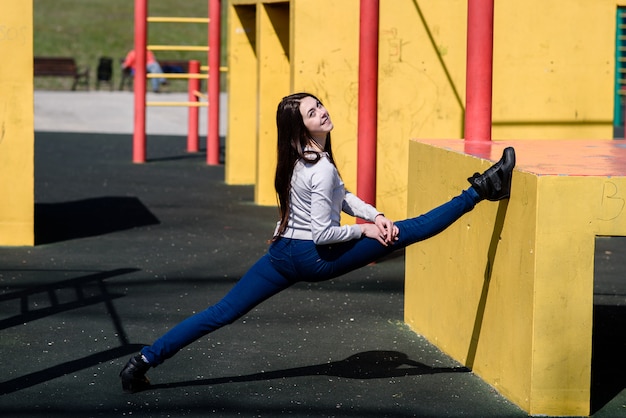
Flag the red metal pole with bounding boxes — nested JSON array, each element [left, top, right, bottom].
[[464, 0, 494, 142], [356, 0, 379, 208], [207, 0, 221, 165], [187, 60, 201, 152], [133, 0, 148, 163]]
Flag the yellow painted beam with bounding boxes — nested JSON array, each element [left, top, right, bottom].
[[147, 73, 208, 79], [148, 45, 209, 52], [146, 101, 208, 107], [147, 17, 209, 24], [200, 65, 229, 72]]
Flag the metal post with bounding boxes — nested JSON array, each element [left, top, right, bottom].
[[207, 0, 221, 165], [356, 0, 379, 208], [133, 0, 148, 163], [187, 60, 201, 152], [464, 0, 494, 142]]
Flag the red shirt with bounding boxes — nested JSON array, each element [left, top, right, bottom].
[[122, 50, 158, 69]]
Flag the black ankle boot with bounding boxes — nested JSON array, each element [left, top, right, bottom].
[[467, 147, 516, 201], [119, 354, 151, 393]]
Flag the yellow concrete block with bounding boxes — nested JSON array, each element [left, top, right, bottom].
[[406, 139, 626, 416], [0, 0, 34, 246], [406, 141, 535, 409]]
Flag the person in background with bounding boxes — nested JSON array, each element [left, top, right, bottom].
[[119, 92, 516, 393], [122, 49, 166, 93]]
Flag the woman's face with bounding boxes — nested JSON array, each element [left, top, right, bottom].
[[299, 96, 333, 141]]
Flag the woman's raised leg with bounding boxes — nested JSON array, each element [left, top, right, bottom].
[[316, 147, 516, 278]]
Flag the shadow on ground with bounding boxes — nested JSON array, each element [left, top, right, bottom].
[[591, 304, 626, 413], [149, 350, 470, 392], [35, 197, 159, 244]]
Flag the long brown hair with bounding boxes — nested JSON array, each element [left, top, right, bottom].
[[273, 93, 338, 239]]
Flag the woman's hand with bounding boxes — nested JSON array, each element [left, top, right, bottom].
[[360, 215, 399, 246]]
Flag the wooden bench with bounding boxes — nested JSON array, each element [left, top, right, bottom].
[[119, 60, 191, 91], [34, 57, 90, 90]]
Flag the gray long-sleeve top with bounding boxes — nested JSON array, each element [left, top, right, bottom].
[[276, 153, 381, 245]]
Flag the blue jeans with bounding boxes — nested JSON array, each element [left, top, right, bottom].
[[141, 188, 480, 365], [147, 62, 165, 92]]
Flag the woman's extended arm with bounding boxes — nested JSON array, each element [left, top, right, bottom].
[[360, 214, 399, 246], [305, 158, 398, 246], [343, 191, 399, 246]]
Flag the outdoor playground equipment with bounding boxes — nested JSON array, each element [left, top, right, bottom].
[[131, 0, 222, 164], [0, 0, 222, 245], [227, 0, 626, 415], [1, 0, 624, 414], [227, 0, 619, 221]]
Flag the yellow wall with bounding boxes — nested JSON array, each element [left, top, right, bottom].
[[378, 0, 619, 141], [291, 0, 360, 215], [227, 0, 623, 219], [0, 0, 34, 246], [491, 0, 616, 139], [377, 0, 467, 218]]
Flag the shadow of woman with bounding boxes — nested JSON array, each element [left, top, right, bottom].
[[150, 350, 470, 391]]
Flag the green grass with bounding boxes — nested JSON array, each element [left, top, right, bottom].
[[34, 0, 220, 91]]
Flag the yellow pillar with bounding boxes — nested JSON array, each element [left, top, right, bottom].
[[225, 3, 257, 185], [255, 1, 290, 206], [0, 0, 34, 246]]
